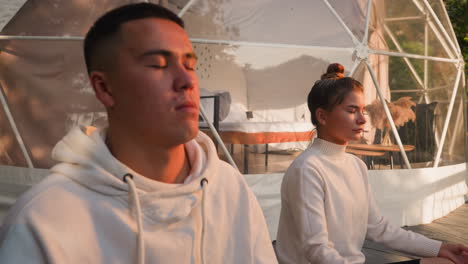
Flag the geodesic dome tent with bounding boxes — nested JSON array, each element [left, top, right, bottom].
[[0, 0, 466, 233]]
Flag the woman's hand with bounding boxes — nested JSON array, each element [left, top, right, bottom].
[[438, 243, 468, 264]]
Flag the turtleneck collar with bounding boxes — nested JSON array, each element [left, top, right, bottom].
[[311, 138, 347, 157]]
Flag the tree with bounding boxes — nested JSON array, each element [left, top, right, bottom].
[[443, 0, 468, 93]]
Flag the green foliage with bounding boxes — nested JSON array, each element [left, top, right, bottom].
[[387, 40, 424, 101], [443, 0, 467, 93], [386, 1, 467, 99]]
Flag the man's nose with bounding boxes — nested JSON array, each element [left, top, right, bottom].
[[173, 63, 197, 92]]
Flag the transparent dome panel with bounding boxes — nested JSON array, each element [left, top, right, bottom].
[[327, 0, 368, 42], [388, 57, 423, 101], [426, 25, 452, 58], [428, 0, 459, 45], [356, 54, 463, 169], [384, 0, 423, 18], [380, 19, 429, 56], [0, 39, 105, 168], [388, 57, 458, 105], [387, 85, 442, 169], [0, 0, 155, 36], [435, 82, 465, 166], [374, 0, 456, 60], [426, 60, 458, 90], [183, 0, 355, 47]]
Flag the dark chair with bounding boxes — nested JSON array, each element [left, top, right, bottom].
[[371, 102, 438, 167], [397, 102, 438, 163]]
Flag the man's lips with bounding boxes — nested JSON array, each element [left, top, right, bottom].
[[175, 102, 198, 113]]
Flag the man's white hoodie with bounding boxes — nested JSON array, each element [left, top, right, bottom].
[[0, 126, 277, 264]]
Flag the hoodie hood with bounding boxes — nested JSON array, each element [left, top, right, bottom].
[[50, 126, 219, 223]]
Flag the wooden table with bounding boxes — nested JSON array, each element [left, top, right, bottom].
[[346, 144, 415, 169], [345, 148, 386, 156], [345, 148, 385, 169], [347, 143, 415, 152], [204, 129, 315, 173]]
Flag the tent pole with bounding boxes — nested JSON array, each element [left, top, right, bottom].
[[348, 59, 361, 77], [362, 0, 372, 44], [0, 86, 34, 168], [391, 87, 445, 93], [433, 66, 463, 167], [384, 16, 425, 22], [190, 38, 354, 52], [423, 10, 430, 104], [370, 49, 458, 63], [365, 61, 412, 169], [0, 35, 83, 40], [199, 104, 238, 170], [178, 0, 198, 17], [448, 99, 463, 155]]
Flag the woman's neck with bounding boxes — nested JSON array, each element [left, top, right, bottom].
[[317, 132, 348, 146]]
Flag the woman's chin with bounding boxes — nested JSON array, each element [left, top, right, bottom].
[[348, 134, 362, 142]]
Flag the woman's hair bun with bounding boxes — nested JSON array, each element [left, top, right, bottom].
[[320, 63, 345, 80]]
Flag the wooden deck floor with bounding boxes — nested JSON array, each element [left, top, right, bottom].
[[363, 203, 468, 263]]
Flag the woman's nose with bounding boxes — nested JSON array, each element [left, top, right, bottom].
[[357, 112, 366, 124]]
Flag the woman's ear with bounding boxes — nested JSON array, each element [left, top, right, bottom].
[[316, 108, 327, 126], [90, 72, 115, 108]]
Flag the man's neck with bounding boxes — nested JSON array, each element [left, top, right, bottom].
[[105, 130, 191, 184]]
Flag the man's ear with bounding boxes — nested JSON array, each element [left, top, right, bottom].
[[315, 108, 327, 126], [90, 71, 115, 107]]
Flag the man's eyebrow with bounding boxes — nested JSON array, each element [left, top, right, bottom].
[[347, 105, 360, 108], [139, 49, 198, 60], [139, 49, 172, 58]]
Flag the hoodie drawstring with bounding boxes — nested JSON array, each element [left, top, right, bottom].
[[124, 173, 145, 264], [122, 174, 207, 264], [200, 178, 208, 264]]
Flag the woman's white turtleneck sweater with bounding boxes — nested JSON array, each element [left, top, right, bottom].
[[275, 138, 441, 264]]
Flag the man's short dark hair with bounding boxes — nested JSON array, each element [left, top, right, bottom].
[[84, 3, 184, 74]]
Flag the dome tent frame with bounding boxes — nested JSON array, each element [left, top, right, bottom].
[[0, 0, 464, 170], [0, 0, 466, 228]]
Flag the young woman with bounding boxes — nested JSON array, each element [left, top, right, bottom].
[[275, 63, 468, 264]]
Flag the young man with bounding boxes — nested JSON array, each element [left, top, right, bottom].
[[0, 3, 277, 263]]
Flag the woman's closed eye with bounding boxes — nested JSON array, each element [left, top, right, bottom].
[[346, 105, 366, 115]]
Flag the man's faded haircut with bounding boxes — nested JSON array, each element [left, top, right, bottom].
[[83, 3, 184, 74]]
